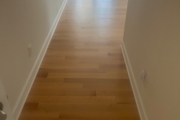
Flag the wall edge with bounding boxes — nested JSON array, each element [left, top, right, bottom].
[[121, 42, 148, 120]]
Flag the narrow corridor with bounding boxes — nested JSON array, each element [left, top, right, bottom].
[[19, 0, 140, 120]]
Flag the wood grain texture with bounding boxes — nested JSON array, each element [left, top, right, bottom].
[[19, 0, 140, 120]]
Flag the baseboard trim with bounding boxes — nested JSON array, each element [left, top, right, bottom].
[[121, 42, 148, 120], [12, 0, 67, 119]]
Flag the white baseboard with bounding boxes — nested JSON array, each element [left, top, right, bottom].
[[121, 42, 148, 120], [12, 0, 67, 119]]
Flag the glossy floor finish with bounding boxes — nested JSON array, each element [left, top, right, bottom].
[[19, 0, 140, 120]]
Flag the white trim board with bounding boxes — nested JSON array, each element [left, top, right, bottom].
[[12, 0, 67, 119], [121, 42, 148, 120]]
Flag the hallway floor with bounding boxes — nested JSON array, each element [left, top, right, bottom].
[[19, 0, 140, 120]]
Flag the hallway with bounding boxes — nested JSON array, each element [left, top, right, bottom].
[[19, 0, 140, 120]]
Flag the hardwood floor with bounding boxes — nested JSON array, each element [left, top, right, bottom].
[[19, 0, 140, 120]]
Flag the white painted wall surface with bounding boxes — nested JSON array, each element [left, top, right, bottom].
[[0, 0, 66, 119], [123, 0, 180, 120]]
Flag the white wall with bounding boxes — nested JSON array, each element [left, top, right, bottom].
[[0, 0, 66, 119], [123, 0, 180, 120]]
